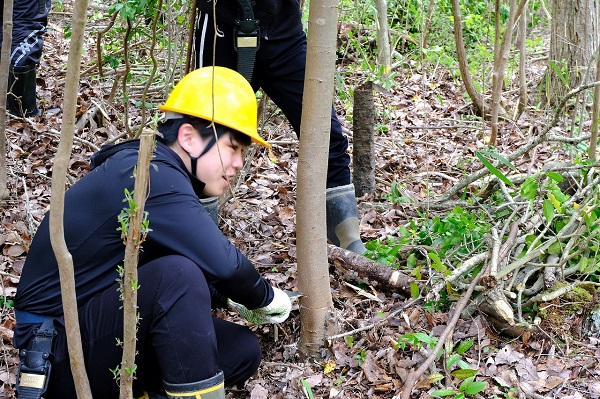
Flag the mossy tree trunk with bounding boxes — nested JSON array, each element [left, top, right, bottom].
[[546, 0, 599, 103]]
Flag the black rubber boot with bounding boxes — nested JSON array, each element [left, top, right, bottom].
[[326, 183, 367, 254], [200, 197, 219, 225], [8, 64, 40, 117], [164, 371, 225, 399]]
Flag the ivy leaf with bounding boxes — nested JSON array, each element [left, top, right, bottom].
[[410, 282, 420, 299], [548, 241, 562, 255], [521, 176, 539, 202], [543, 199, 555, 223], [428, 252, 450, 275], [407, 253, 417, 269], [427, 373, 444, 384], [446, 353, 461, 368], [460, 379, 487, 395], [551, 188, 568, 203], [547, 192, 562, 213], [455, 338, 474, 354], [546, 171, 564, 182], [430, 388, 457, 397], [452, 368, 478, 379]]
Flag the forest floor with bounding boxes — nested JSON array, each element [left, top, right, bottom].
[[2, 5, 600, 399]]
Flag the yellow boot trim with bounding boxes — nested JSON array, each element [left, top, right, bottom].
[[138, 393, 150, 399], [165, 381, 224, 398]]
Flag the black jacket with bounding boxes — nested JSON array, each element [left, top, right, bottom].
[[196, 0, 304, 41], [14, 139, 273, 317]]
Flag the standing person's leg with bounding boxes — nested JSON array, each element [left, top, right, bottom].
[[40, 255, 260, 398], [195, 12, 237, 71], [255, 32, 367, 254], [7, 0, 51, 117], [195, 16, 366, 253]]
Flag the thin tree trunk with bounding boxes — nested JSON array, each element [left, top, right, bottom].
[[119, 130, 154, 399], [185, 1, 197, 74], [590, 45, 600, 160], [48, 1, 93, 398], [297, 0, 338, 357], [516, 8, 528, 118], [0, 0, 13, 200], [489, 0, 527, 146], [420, 0, 435, 49], [451, 0, 486, 117], [374, 0, 391, 75], [352, 81, 375, 197]]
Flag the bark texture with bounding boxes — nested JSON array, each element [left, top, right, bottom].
[[352, 81, 375, 197], [548, 0, 599, 101], [0, 0, 12, 199], [48, 0, 93, 397], [297, 0, 339, 357], [328, 245, 413, 294]]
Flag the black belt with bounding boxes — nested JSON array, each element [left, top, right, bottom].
[[234, 0, 260, 82], [16, 315, 57, 399]]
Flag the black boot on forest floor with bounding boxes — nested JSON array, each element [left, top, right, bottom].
[[164, 371, 225, 399], [326, 183, 367, 254], [8, 64, 41, 118]]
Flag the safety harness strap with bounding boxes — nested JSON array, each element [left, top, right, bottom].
[[16, 317, 56, 399], [234, 0, 260, 82], [236, 45, 258, 82]]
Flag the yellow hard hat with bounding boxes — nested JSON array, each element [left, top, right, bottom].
[[159, 66, 270, 148]]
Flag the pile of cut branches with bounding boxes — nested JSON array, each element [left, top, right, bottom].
[[372, 84, 600, 341]]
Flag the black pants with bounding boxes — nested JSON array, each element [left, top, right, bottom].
[[16, 255, 261, 398], [0, 0, 51, 67], [195, 12, 351, 188]]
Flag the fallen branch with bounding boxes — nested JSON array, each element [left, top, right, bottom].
[[327, 244, 413, 294]]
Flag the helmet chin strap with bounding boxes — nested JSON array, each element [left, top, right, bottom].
[[189, 154, 199, 176], [188, 136, 217, 176]]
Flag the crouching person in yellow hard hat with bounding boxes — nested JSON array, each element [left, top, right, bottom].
[[12, 66, 291, 399]]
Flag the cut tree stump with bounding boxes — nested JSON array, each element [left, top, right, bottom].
[[352, 81, 375, 197]]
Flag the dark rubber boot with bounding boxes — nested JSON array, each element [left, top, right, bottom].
[[200, 197, 219, 225], [326, 183, 367, 254], [8, 64, 40, 117], [164, 370, 225, 399]]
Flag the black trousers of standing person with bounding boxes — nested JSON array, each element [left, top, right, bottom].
[[195, 12, 352, 189], [14, 255, 262, 398], [0, 0, 51, 67]]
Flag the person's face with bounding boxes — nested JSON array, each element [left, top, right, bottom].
[[195, 132, 245, 197]]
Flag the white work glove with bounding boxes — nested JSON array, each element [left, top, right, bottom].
[[228, 287, 292, 324]]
